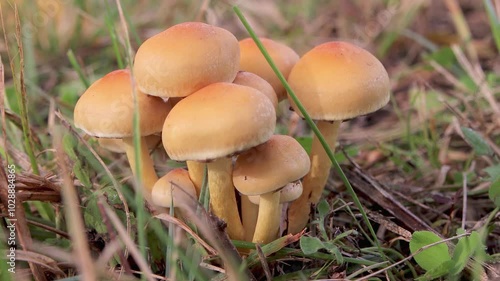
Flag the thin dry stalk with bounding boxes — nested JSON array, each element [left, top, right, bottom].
[[53, 128, 97, 281], [102, 202, 156, 281], [443, 0, 479, 64], [451, 45, 500, 119]]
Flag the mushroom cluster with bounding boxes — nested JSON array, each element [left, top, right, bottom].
[[73, 21, 389, 244]]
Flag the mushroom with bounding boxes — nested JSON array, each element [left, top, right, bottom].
[[162, 82, 276, 240], [286, 41, 391, 234], [239, 37, 299, 101], [73, 69, 172, 202], [152, 168, 197, 213], [233, 135, 310, 244], [134, 22, 240, 98], [134, 22, 240, 197], [244, 181, 303, 241], [233, 71, 278, 109]]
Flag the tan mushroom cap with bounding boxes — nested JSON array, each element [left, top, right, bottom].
[[239, 38, 299, 101], [151, 169, 197, 208], [287, 41, 390, 121], [233, 71, 278, 109], [162, 82, 276, 161], [97, 134, 162, 153], [248, 180, 303, 204], [233, 135, 310, 196], [134, 22, 240, 98], [74, 69, 171, 138]]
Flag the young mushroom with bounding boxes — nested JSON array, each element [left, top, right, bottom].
[[286, 41, 391, 234], [233, 71, 278, 110], [74, 69, 172, 203], [152, 168, 197, 214], [239, 37, 299, 101], [162, 83, 276, 241], [134, 22, 240, 197], [233, 135, 310, 244]]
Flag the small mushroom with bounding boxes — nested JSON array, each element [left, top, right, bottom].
[[233, 71, 278, 110], [233, 135, 310, 244], [152, 168, 197, 213], [239, 38, 299, 101], [286, 41, 391, 234]]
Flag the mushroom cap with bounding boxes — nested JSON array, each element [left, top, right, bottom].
[[287, 41, 390, 121], [162, 83, 276, 161], [239, 37, 299, 101], [134, 22, 240, 98], [74, 69, 171, 138], [248, 180, 303, 204], [233, 71, 278, 109], [97, 134, 162, 153], [151, 168, 197, 208], [233, 135, 310, 196]]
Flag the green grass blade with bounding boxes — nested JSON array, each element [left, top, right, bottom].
[[233, 3, 389, 266], [104, 0, 125, 69], [67, 49, 90, 88], [484, 0, 500, 53], [113, 0, 147, 274]]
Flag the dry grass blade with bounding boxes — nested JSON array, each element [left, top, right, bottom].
[[181, 205, 257, 281], [53, 126, 97, 281], [96, 199, 132, 274], [155, 213, 217, 256], [256, 244, 272, 281], [14, 249, 65, 278], [0, 160, 47, 281], [451, 44, 500, 119], [0, 214, 69, 238], [12, 4, 39, 175], [0, 55, 7, 160], [102, 201, 156, 281], [343, 165, 436, 235]]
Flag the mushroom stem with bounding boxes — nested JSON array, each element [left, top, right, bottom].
[[252, 191, 280, 244], [207, 158, 244, 240], [123, 136, 158, 201], [287, 120, 341, 234], [241, 195, 259, 242], [186, 161, 206, 197]]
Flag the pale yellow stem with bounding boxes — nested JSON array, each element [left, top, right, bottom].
[[123, 136, 158, 202], [207, 158, 244, 241], [252, 191, 280, 244], [186, 160, 205, 197], [287, 120, 340, 234], [241, 195, 259, 242]]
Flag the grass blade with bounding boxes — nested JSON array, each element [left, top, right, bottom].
[[67, 49, 90, 88], [484, 0, 500, 53]]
